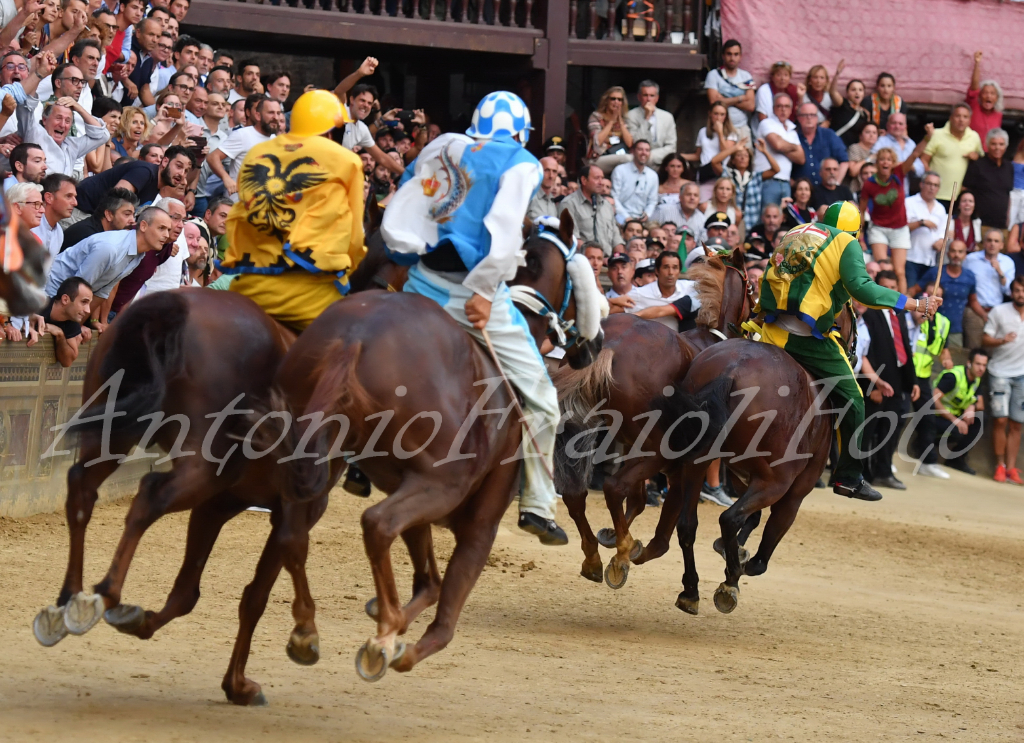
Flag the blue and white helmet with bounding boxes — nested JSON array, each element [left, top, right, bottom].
[[466, 91, 532, 147]]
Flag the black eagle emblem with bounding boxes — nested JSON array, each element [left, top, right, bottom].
[[238, 153, 328, 239]]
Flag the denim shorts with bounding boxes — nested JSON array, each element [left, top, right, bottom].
[[988, 374, 1024, 422]]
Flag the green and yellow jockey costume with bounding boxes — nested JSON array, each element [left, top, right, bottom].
[[756, 202, 911, 497]]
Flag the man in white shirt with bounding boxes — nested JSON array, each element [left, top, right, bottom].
[[227, 59, 261, 104], [610, 140, 658, 225], [34, 43, 99, 137], [338, 83, 404, 178], [653, 181, 706, 242], [18, 93, 109, 177], [704, 39, 755, 142], [33, 173, 76, 259], [964, 229, 1014, 348], [982, 278, 1024, 484], [870, 113, 924, 195], [141, 196, 188, 293], [206, 98, 283, 201], [905, 171, 947, 289], [626, 251, 701, 331], [755, 93, 804, 206], [624, 80, 677, 168]]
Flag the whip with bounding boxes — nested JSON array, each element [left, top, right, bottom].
[[932, 181, 958, 296]]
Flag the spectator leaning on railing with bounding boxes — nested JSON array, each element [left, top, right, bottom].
[[34, 276, 92, 367], [60, 186, 137, 250]]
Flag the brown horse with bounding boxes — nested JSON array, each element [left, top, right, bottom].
[[33, 226, 399, 706], [554, 251, 750, 590], [647, 307, 857, 616], [271, 211, 603, 682], [0, 207, 50, 316]]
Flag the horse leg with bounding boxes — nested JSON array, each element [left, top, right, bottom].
[[105, 495, 245, 639], [601, 458, 662, 589], [635, 461, 707, 565], [674, 474, 706, 615], [744, 458, 821, 578], [356, 474, 471, 681], [65, 462, 222, 635], [562, 488, 602, 583], [713, 474, 792, 614], [364, 523, 442, 633], [391, 461, 518, 675], [34, 440, 120, 647], [280, 496, 329, 667], [222, 514, 286, 707]]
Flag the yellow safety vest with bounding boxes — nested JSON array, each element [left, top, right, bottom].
[[912, 313, 950, 379], [939, 365, 980, 418]]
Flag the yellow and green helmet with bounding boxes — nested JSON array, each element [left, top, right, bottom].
[[822, 201, 861, 235]]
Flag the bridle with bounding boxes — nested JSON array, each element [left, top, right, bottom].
[[509, 225, 584, 348], [719, 260, 753, 339]]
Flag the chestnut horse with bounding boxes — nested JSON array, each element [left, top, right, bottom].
[[645, 306, 857, 615], [553, 251, 750, 591], [0, 207, 50, 316], [271, 211, 604, 682]]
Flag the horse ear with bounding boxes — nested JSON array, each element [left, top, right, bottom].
[[559, 209, 575, 248], [365, 189, 383, 233], [728, 247, 745, 270]]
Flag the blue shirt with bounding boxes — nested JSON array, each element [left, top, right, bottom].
[[45, 230, 143, 299], [792, 126, 848, 186], [917, 266, 976, 334], [1013, 161, 1024, 191]]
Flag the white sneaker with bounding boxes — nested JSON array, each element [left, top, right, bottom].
[[917, 463, 950, 479], [700, 484, 735, 508]]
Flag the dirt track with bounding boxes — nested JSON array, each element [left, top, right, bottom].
[[1, 466, 1022, 742]]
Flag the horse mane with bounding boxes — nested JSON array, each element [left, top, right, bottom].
[[686, 255, 727, 328]]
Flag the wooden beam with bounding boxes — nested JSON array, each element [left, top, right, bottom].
[[567, 39, 704, 69], [541, 0, 569, 140], [183, 0, 542, 56]]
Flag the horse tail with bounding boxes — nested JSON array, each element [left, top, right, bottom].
[[75, 291, 189, 438], [551, 347, 615, 495], [279, 338, 374, 503], [651, 376, 733, 464]]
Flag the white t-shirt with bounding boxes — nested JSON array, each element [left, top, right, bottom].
[[905, 194, 946, 267], [216, 126, 274, 201], [754, 117, 799, 181], [754, 84, 778, 120], [983, 302, 1024, 379], [341, 111, 375, 152], [626, 279, 702, 330], [695, 126, 739, 166], [606, 286, 633, 299]]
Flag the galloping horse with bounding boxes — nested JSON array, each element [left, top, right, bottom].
[[553, 251, 750, 594], [649, 306, 857, 615], [271, 211, 604, 682]]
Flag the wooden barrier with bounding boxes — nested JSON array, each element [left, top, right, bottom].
[[0, 336, 159, 518]]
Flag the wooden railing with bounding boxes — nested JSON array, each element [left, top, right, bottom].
[[568, 0, 702, 42], [269, 0, 540, 27]]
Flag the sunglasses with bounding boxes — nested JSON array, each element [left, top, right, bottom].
[[608, 96, 624, 102]]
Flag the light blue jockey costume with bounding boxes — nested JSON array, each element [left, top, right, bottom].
[[381, 92, 566, 543]]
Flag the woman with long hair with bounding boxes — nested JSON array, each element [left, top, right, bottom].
[[846, 122, 878, 183], [952, 189, 982, 252], [827, 59, 869, 146], [114, 106, 150, 159], [700, 176, 745, 241], [868, 72, 903, 130], [146, 91, 190, 147], [587, 86, 633, 174], [802, 64, 831, 125], [85, 98, 123, 175], [723, 139, 780, 229], [686, 101, 740, 201], [781, 177, 815, 230], [655, 153, 687, 216]]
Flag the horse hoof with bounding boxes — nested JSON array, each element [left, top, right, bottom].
[[629, 539, 644, 563], [389, 641, 407, 669], [286, 631, 320, 666], [365, 598, 378, 620], [675, 593, 699, 615], [604, 560, 628, 590], [33, 605, 68, 647], [596, 528, 616, 549], [713, 583, 739, 614], [744, 557, 766, 577], [355, 641, 392, 682], [739, 546, 750, 564], [250, 691, 269, 707], [64, 592, 105, 636], [580, 560, 604, 583], [103, 604, 146, 634], [713, 538, 749, 564]]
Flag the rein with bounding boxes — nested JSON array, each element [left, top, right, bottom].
[[508, 226, 583, 348], [717, 262, 752, 340]]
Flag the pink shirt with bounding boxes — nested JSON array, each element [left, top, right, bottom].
[[967, 87, 1002, 148]]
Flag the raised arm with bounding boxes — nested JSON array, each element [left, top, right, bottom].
[[898, 123, 933, 175], [754, 138, 781, 181], [970, 51, 983, 93], [829, 59, 845, 107], [333, 57, 379, 100]]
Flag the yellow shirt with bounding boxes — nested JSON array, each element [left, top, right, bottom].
[[924, 123, 983, 201], [221, 133, 366, 280]]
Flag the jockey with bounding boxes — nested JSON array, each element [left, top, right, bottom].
[[380, 91, 568, 546], [756, 201, 944, 502], [218, 90, 365, 330]]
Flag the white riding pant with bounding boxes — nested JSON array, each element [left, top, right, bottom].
[[405, 264, 559, 520]]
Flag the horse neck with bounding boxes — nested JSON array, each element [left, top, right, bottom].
[[714, 269, 747, 334]]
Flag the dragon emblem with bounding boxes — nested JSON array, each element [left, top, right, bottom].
[[772, 224, 829, 280], [239, 153, 328, 240], [426, 142, 472, 223]]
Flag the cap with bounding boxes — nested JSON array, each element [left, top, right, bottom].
[[746, 230, 765, 243], [392, 129, 412, 141], [705, 211, 731, 229], [544, 136, 565, 152], [679, 225, 695, 237], [684, 247, 706, 270], [703, 236, 729, 250], [635, 258, 655, 274], [608, 253, 631, 266]]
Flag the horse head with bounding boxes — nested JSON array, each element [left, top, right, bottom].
[[687, 247, 750, 338], [348, 229, 410, 294], [510, 211, 603, 370], [0, 203, 48, 316]]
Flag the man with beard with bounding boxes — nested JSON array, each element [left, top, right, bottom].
[[69, 144, 195, 224], [61, 187, 138, 250], [227, 59, 261, 104], [4, 142, 45, 192], [206, 97, 283, 202]]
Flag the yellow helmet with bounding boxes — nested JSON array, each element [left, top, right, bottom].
[[822, 201, 861, 235], [289, 90, 352, 137]]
